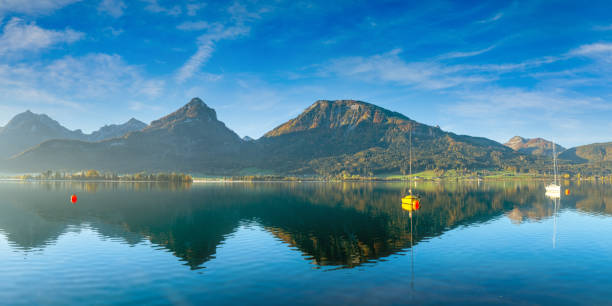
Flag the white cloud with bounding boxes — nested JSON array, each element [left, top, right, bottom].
[[103, 26, 124, 36], [44, 53, 164, 98], [0, 0, 80, 15], [176, 23, 249, 82], [186, 2, 206, 16], [450, 88, 599, 117], [228, 1, 267, 23], [316, 47, 570, 90], [323, 49, 488, 90], [570, 42, 612, 56], [174, 1, 273, 83], [175, 40, 214, 83], [568, 42, 612, 67], [0, 53, 164, 111], [98, 0, 126, 18], [476, 12, 503, 24], [176, 21, 209, 31], [0, 17, 83, 56], [141, 0, 181, 16], [0, 52, 171, 131], [438, 45, 496, 59]]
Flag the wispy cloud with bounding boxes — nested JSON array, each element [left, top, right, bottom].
[[0, 17, 83, 56], [476, 12, 503, 24], [449, 88, 607, 117], [438, 44, 497, 59], [141, 0, 181, 16], [175, 1, 272, 83], [322, 49, 489, 89], [176, 21, 209, 31], [176, 23, 249, 83], [228, 1, 269, 23], [0, 50, 178, 132], [318, 46, 569, 90], [0, 0, 81, 15], [570, 42, 612, 56], [186, 2, 206, 16], [103, 26, 124, 37], [98, 0, 126, 18], [0, 53, 164, 107], [45, 53, 165, 98]]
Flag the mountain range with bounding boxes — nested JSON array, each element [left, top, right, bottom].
[[0, 97, 609, 176], [256, 99, 525, 175], [0, 111, 146, 159]]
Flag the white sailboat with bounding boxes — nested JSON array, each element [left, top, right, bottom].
[[545, 142, 561, 198]]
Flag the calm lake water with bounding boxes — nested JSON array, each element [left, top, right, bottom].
[[0, 180, 611, 305]]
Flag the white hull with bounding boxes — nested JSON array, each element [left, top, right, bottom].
[[545, 184, 561, 198]]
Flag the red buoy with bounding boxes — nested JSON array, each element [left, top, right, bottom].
[[415, 200, 420, 210], [70, 194, 77, 204]]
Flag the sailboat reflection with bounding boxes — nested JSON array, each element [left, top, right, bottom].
[[401, 194, 418, 293], [552, 196, 560, 248], [546, 187, 564, 248]]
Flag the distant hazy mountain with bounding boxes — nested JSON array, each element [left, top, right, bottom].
[[243, 136, 255, 141], [0, 111, 148, 159], [0, 110, 86, 159], [8, 98, 245, 172], [559, 142, 612, 163], [504, 136, 565, 157], [87, 118, 146, 142], [257, 100, 525, 174]]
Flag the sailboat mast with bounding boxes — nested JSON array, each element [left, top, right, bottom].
[[409, 124, 413, 194], [553, 142, 558, 185]]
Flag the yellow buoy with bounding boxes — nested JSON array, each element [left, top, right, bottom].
[[401, 195, 421, 212]]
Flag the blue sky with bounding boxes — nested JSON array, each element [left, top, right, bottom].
[[0, 0, 611, 147]]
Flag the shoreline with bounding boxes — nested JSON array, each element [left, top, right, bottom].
[[1, 177, 607, 183]]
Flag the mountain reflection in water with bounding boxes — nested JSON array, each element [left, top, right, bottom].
[[1, 180, 610, 270]]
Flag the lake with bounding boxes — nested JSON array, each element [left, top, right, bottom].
[[0, 180, 611, 305]]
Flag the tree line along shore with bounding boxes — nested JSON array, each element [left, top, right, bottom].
[[15, 170, 193, 183], [7, 168, 612, 183]]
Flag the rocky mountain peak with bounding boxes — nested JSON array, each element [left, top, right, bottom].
[[505, 136, 527, 150], [148, 97, 217, 130], [504, 136, 565, 156], [265, 99, 411, 137], [4, 110, 70, 133], [0, 110, 86, 158]]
